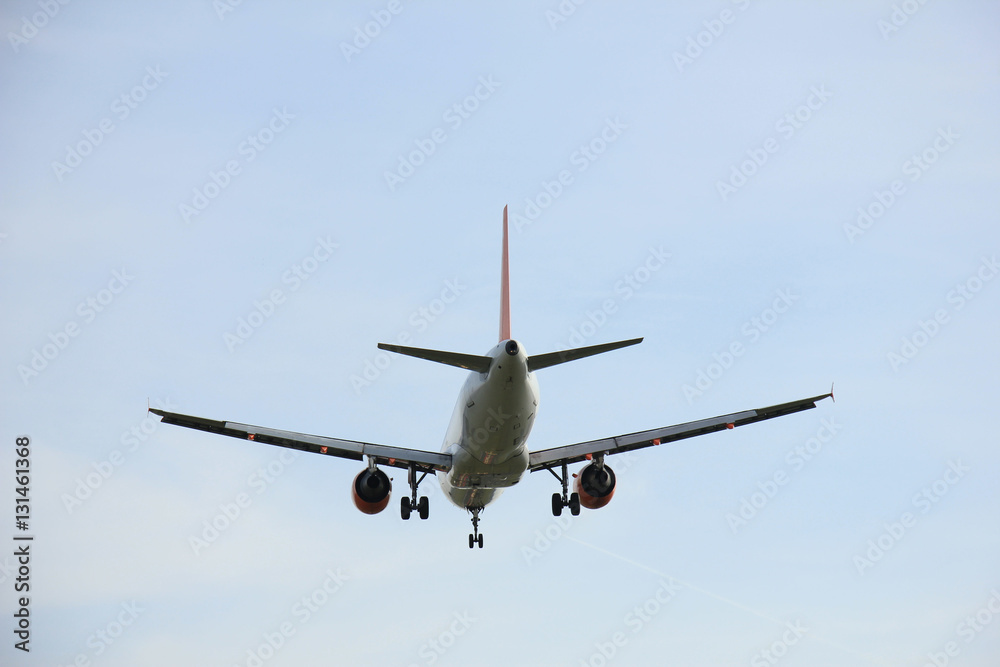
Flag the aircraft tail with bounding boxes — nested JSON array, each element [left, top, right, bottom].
[[499, 205, 511, 342], [496, 203, 642, 371], [376, 206, 513, 375], [378, 204, 642, 374]]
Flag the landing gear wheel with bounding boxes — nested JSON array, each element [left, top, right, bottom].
[[469, 534, 474, 549], [569, 492, 581, 516], [477, 534, 484, 548], [548, 461, 574, 517], [405, 464, 430, 522]]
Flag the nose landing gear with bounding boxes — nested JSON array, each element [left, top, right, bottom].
[[468, 507, 484, 548]]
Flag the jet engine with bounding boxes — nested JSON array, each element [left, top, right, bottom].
[[574, 462, 616, 510], [352, 468, 391, 514]]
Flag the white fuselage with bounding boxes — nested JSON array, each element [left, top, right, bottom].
[[437, 340, 539, 509]]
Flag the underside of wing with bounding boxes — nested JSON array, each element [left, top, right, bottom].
[[528, 391, 833, 472], [149, 408, 451, 472]]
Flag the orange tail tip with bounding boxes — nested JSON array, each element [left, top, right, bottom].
[[499, 205, 511, 342]]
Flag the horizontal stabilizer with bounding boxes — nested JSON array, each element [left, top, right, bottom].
[[378, 343, 492, 373], [527, 337, 643, 372]]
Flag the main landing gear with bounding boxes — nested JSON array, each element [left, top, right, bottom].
[[468, 507, 484, 549], [400, 464, 430, 521], [548, 461, 580, 517]]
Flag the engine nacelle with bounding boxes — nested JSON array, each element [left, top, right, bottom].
[[574, 462, 616, 510], [352, 468, 391, 514]]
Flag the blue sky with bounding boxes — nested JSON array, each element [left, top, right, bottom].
[[2, 1, 999, 665]]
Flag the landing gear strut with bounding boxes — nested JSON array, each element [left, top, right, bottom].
[[548, 461, 580, 516], [400, 463, 430, 521], [468, 507, 484, 549]]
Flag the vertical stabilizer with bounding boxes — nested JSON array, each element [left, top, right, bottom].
[[499, 205, 511, 342]]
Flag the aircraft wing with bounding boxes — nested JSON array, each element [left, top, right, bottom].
[[528, 391, 833, 472], [149, 408, 451, 473]]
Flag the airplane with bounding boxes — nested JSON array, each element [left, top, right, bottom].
[[151, 206, 833, 548]]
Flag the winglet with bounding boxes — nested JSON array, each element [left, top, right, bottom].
[[499, 205, 511, 342], [830, 382, 836, 403]]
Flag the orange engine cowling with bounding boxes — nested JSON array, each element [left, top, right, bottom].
[[352, 468, 391, 514], [574, 462, 616, 510]]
